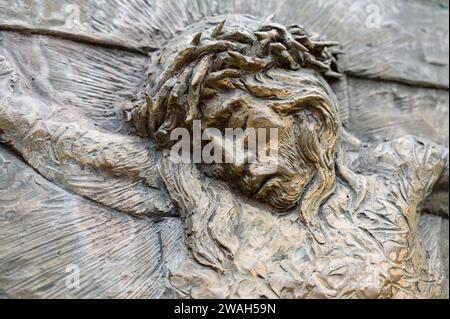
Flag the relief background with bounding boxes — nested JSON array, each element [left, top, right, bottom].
[[0, 0, 448, 298]]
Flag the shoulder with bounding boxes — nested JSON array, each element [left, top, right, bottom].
[[354, 135, 448, 209], [359, 135, 447, 178]]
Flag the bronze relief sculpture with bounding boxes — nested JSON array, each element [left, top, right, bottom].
[[0, 2, 448, 299]]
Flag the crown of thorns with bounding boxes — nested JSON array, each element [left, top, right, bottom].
[[127, 19, 343, 143]]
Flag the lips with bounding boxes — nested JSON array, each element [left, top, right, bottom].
[[239, 160, 278, 195], [254, 175, 303, 212], [250, 173, 278, 196], [240, 161, 304, 212]]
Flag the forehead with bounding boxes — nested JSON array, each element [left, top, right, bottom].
[[201, 68, 332, 119]]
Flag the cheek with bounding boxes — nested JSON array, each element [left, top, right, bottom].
[[226, 107, 248, 129]]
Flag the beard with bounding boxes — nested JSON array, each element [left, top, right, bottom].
[[240, 113, 320, 212], [200, 69, 340, 220], [202, 108, 327, 212]]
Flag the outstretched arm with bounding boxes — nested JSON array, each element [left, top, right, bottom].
[[0, 50, 174, 217]]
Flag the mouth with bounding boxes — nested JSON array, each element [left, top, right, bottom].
[[256, 179, 300, 212], [240, 167, 301, 212], [250, 173, 278, 197], [240, 161, 277, 195]]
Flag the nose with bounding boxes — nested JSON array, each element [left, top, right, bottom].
[[249, 104, 287, 130]]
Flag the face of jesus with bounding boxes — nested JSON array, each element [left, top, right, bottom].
[[197, 67, 340, 212], [137, 16, 342, 214]]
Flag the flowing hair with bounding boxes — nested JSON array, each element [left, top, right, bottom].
[[126, 16, 343, 268]]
